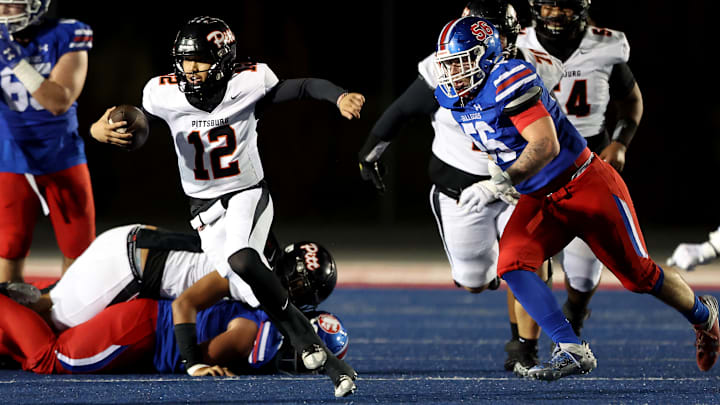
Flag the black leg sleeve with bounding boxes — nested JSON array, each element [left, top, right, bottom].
[[228, 248, 320, 352]]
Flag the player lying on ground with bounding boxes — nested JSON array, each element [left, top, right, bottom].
[[12, 224, 333, 332], [432, 16, 719, 380], [89, 16, 362, 397], [0, 293, 348, 376], [11, 223, 282, 331]]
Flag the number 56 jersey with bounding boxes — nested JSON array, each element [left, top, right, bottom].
[[142, 63, 279, 199]]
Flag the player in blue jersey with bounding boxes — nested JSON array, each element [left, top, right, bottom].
[[433, 16, 719, 379], [0, 293, 349, 376], [0, 0, 95, 282]]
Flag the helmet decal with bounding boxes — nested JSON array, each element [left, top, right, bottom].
[[277, 241, 338, 309]]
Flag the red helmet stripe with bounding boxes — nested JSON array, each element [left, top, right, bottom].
[[438, 19, 460, 51]]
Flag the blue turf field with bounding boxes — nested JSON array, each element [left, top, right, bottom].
[[2, 288, 720, 404]]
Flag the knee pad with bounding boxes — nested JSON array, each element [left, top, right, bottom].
[[565, 276, 597, 293]]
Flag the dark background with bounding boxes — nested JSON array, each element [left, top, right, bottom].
[[42, 1, 720, 241]]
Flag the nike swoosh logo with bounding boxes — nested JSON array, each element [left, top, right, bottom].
[[281, 298, 289, 311]]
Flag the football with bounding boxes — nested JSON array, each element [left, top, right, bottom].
[[108, 104, 149, 150]]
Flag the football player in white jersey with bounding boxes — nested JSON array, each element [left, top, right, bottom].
[[7, 224, 273, 331], [89, 16, 363, 398], [358, 0, 564, 374], [516, 0, 644, 338], [667, 227, 720, 271]]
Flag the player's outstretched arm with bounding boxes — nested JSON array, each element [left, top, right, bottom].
[[257, 78, 364, 119], [89, 107, 133, 147]]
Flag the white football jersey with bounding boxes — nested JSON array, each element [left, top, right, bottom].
[[517, 26, 630, 138], [142, 64, 279, 199], [417, 49, 564, 176]]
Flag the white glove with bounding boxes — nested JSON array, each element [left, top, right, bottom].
[[666, 227, 720, 271], [488, 161, 520, 205], [666, 242, 717, 271], [458, 162, 518, 213]]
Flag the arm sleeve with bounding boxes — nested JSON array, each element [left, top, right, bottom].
[[370, 76, 439, 141], [358, 76, 439, 162], [255, 78, 346, 116], [609, 62, 636, 100]]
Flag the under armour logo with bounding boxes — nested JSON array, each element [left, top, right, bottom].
[[38, 44, 49, 53], [3, 48, 15, 60], [473, 104, 482, 111]]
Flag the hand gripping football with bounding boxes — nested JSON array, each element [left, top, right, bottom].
[[108, 104, 149, 150]]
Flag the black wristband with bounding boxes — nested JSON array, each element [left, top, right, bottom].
[[174, 323, 202, 367], [611, 118, 638, 147]]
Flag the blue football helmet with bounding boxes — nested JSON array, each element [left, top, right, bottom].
[[0, 0, 51, 33], [310, 311, 349, 359], [435, 16, 503, 100], [530, 0, 591, 40]]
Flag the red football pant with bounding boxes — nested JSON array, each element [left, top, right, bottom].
[[498, 155, 661, 293], [0, 164, 95, 259], [0, 295, 157, 374]]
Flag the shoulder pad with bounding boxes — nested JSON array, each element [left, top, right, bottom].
[[503, 86, 542, 116]]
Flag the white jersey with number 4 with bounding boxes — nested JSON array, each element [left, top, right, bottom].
[[142, 64, 279, 199], [417, 49, 564, 176], [517, 26, 630, 138]]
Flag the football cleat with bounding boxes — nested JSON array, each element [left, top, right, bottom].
[[333, 375, 357, 398], [694, 295, 720, 371], [527, 341, 596, 381], [0, 282, 41, 306], [323, 353, 358, 397], [301, 344, 327, 370], [504, 338, 538, 372]]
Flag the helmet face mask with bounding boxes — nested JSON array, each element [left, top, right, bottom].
[[172, 16, 237, 96], [435, 17, 503, 102], [530, 0, 591, 40], [277, 241, 337, 310], [0, 0, 50, 34]]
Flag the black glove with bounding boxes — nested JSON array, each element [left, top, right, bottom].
[[359, 159, 386, 194]]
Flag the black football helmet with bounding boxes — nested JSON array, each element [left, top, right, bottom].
[[172, 16, 237, 96], [463, 0, 521, 58], [276, 241, 337, 310], [529, 0, 591, 40]]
